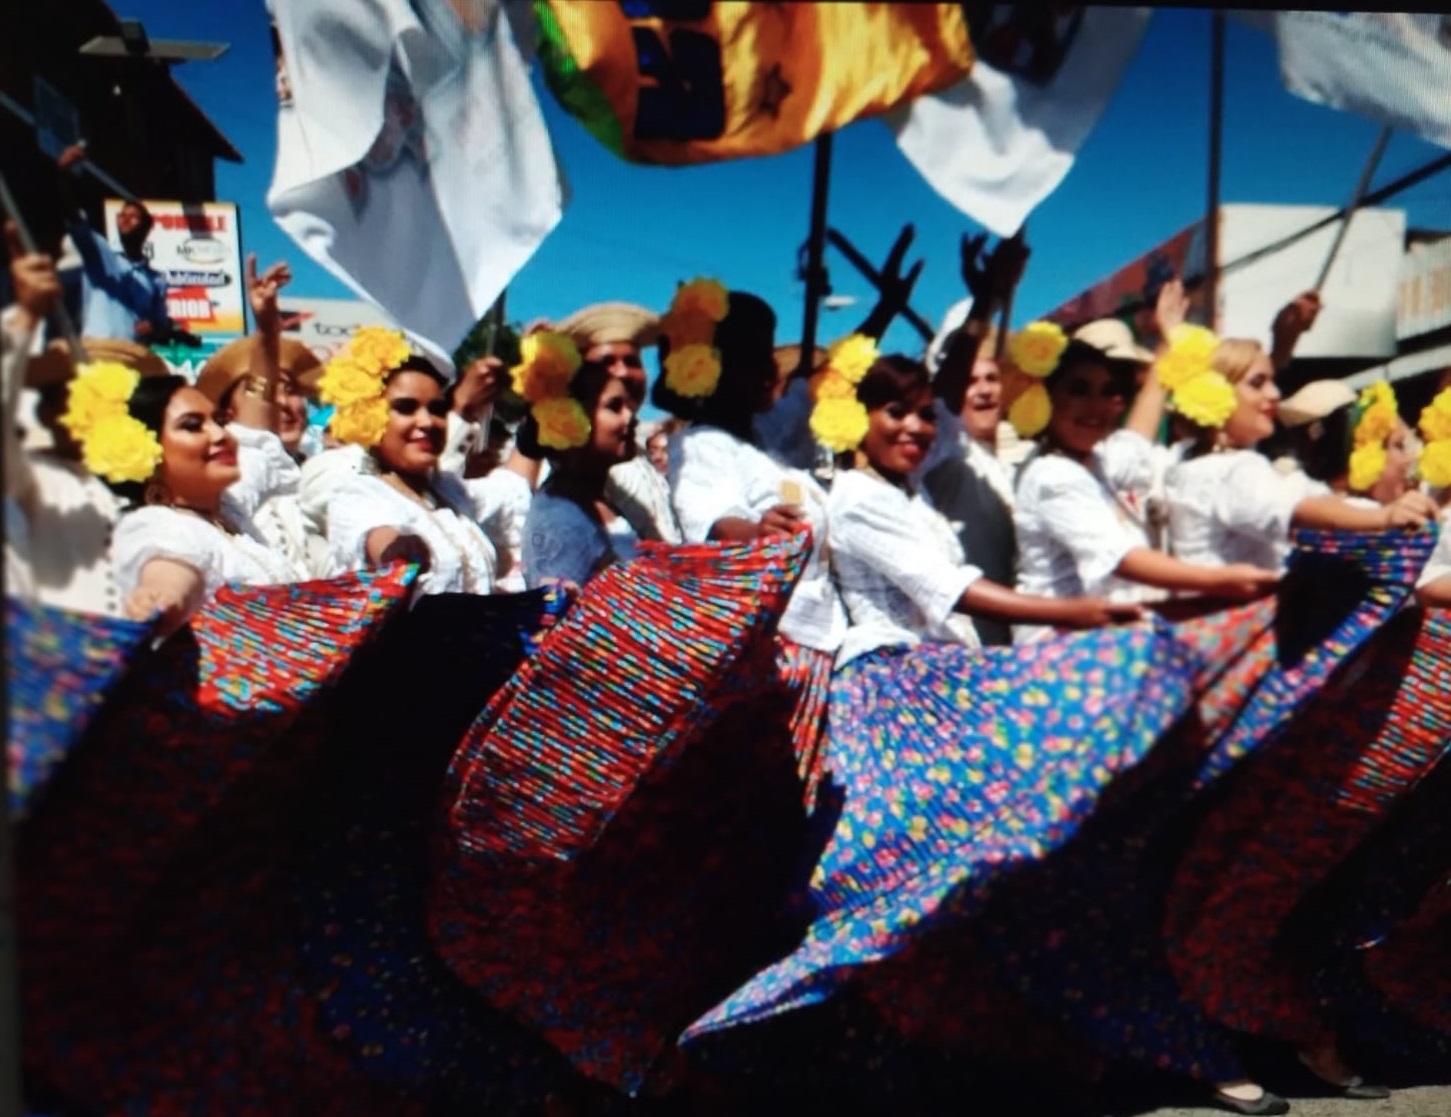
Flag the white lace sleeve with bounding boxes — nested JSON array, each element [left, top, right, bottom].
[[1098, 428, 1157, 499], [604, 456, 682, 543], [298, 444, 370, 535], [1211, 452, 1325, 547], [1019, 457, 1140, 590], [462, 468, 533, 564], [670, 428, 754, 542], [111, 506, 231, 598], [522, 493, 610, 588], [227, 425, 302, 516], [326, 475, 395, 574]]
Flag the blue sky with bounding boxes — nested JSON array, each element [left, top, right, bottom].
[[122, 3, 1448, 360]]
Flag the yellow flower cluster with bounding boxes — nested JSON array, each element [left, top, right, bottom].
[[1171, 371, 1237, 429], [1416, 388, 1451, 488], [808, 334, 878, 453], [320, 326, 412, 447], [1008, 321, 1068, 379], [1346, 381, 1399, 493], [508, 331, 591, 451], [1155, 324, 1220, 392], [61, 361, 163, 485], [661, 278, 729, 398], [1008, 382, 1051, 438]]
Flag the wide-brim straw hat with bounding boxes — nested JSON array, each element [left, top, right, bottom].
[[195, 336, 325, 403], [1073, 318, 1156, 365], [554, 302, 661, 352], [24, 336, 172, 389], [1278, 379, 1357, 429], [774, 344, 829, 382]]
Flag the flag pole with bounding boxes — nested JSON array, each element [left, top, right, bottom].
[[995, 224, 1027, 359], [1204, 9, 1226, 331], [1314, 125, 1393, 292], [798, 133, 834, 376], [0, 168, 85, 360]]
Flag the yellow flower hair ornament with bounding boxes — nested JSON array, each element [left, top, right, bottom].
[[508, 331, 591, 451], [1345, 380, 1400, 492], [319, 326, 413, 447], [61, 361, 164, 485], [1008, 382, 1051, 438], [808, 334, 878, 453], [661, 278, 729, 398], [1155, 324, 1221, 392], [1171, 370, 1237, 430], [1415, 388, 1451, 489], [1008, 321, 1069, 379]]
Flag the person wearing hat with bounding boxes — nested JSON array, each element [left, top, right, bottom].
[[194, 257, 334, 577], [3, 229, 170, 616], [550, 300, 682, 544]]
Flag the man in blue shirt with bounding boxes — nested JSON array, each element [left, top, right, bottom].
[[57, 144, 173, 343]]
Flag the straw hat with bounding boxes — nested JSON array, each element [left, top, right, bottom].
[[24, 336, 172, 389], [1072, 319, 1155, 365], [774, 344, 829, 382], [195, 336, 325, 403], [554, 302, 661, 353], [1278, 379, 1357, 429]]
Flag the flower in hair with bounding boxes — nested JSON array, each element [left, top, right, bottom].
[[330, 397, 391, 448], [1418, 387, 1451, 444], [320, 326, 412, 447], [1154, 324, 1221, 392], [511, 331, 582, 403], [663, 343, 722, 399], [1351, 381, 1397, 450], [81, 413, 163, 484], [532, 396, 593, 451], [809, 369, 857, 401], [1008, 321, 1069, 379], [810, 397, 869, 454], [1348, 441, 1388, 494], [61, 361, 140, 441], [1170, 370, 1237, 430], [1418, 438, 1451, 489], [827, 333, 878, 385], [1008, 382, 1051, 437]]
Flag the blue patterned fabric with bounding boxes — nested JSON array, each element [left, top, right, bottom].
[[6, 596, 153, 820]]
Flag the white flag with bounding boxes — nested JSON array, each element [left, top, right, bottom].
[[267, 0, 565, 360], [888, 7, 1151, 238], [1274, 13, 1451, 150]]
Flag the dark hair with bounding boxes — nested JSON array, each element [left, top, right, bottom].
[[857, 355, 931, 411], [652, 291, 776, 436], [120, 200, 154, 239], [515, 361, 615, 461], [105, 374, 188, 504], [1044, 340, 1138, 400], [386, 355, 448, 388], [1286, 404, 1356, 483]]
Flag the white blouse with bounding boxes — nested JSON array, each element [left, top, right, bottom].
[[522, 490, 616, 588], [464, 468, 533, 593], [1418, 509, 1451, 590], [226, 423, 329, 578], [327, 471, 497, 596], [1014, 429, 1162, 642], [1165, 449, 1331, 573], [17, 454, 126, 618], [604, 455, 683, 544], [669, 425, 848, 654], [827, 468, 983, 667], [111, 497, 305, 601]]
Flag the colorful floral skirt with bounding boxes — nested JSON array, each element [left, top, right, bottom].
[[1165, 604, 1451, 1052], [430, 533, 825, 1096], [18, 567, 418, 1117], [6, 596, 153, 820], [682, 616, 1201, 1053], [960, 528, 1437, 1084]]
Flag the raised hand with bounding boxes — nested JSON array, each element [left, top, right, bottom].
[[245, 253, 292, 336], [454, 356, 503, 422], [757, 503, 807, 539], [876, 223, 926, 318], [1380, 490, 1437, 531], [962, 231, 1029, 311], [5, 222, 61, 326], [1154, 276, 1190, 340]]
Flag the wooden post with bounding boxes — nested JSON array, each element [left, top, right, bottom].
[[798, 133, 834, 376], [1204, 9, 1226, 331], [1314, 125, 1393, 292]]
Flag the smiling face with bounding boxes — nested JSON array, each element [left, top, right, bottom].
[[961, 354, 1004, 442], [1370, 419, 1417, 504], [156, 386, 240, 506], [376, 369, 448, 477], [588, 376, 639, 464], [862, 382, 936, 480], [1221, 352, 1281, 449], [1047, 358, 1127, 458], [583, 341, 647, 404]]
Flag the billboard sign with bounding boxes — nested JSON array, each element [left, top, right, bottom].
[[277, 297, 403, 363]]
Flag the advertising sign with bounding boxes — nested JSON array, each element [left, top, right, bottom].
[[103, 198, 245, 379], [277, 297, 403, 363], [1398, 235, 1451, 341]]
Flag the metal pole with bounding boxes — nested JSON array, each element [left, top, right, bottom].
[[484, 288, 506, 359], [1314, 125, 1393, 292], [797, 133, 833, 377], [0, 168, 85, 360], [823, 228, 935, 342], [1204, 9, 1226, 331], [995, 224, 1026, 359]]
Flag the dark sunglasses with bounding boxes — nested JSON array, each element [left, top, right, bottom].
[[390, 398, 451, 418]]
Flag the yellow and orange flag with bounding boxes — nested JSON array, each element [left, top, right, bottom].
[[536, 1, 975, 165]]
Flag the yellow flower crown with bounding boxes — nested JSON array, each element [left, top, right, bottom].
[[808, 334, 878, 453], [318, 326, 413, 447], [1346, 380, 1400, 493], [60, 361, 163, 485], [510, 331, 591, 451], [660, 278, 729, 398], [1004, 320, 1069, 437], [1157, 324, 1237, 431], [1417, 387, 1451, 489]]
